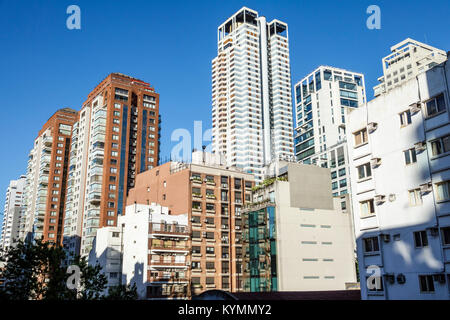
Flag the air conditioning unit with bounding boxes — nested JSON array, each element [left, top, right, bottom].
[[374, 194, 386, 204], [367, 122, 378, 133], [433, 274, 446, 284], [370, 157, 382, 168], [396, 274, 406, 284], [409, 101, 422, 113], [420, 182, 432, 193], [381, 233, 391, 243], [414, 141, 426, 152]]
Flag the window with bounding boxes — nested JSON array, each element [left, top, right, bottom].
[[441, 227, 450, 246], [206, 262, 215, 270], [192, 246, 201, 254], [419, 275, 435, 293], [360, 199, 375, 217], [357, 163, 372, 180], [111, 151, 118, 157], [436, 181, 450, 201], [425, 93, 446, 117], [110, 272, 118, 279], [408, 189, 422, 206], [112, 232, 120, 238], [110, 167, 117, 174], [354, 128, 368, 146], [363, 237, 379, 253], [431, 135, 450, 156], [414, 231, 428, 247], [399, 110, 412, 126], [404, 148, 417, 165], [206, 247, 214, 254]]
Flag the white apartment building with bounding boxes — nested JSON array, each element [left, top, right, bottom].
[[89, 204, 189, 299], [373, 38, 447, 97], [212, 7, 294, 183], [63, 105, 92, 259], [294, 66, 366, 162], [293, 66, 366, 196], [243, 161, 357, 292], [0, 176, 26, 251], [348, 39, 450, 299]]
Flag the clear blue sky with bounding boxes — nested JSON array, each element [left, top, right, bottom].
[[0, 0, 449, 223]]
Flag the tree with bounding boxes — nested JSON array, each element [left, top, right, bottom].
[[0, 239, 107, 300], [104, 283, 138, 300], [68, 256, 108, 300]]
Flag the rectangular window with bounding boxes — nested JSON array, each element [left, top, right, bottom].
[[363, 237, 379, 253], [354, 128, 368, 146], [399, 110, 412, 126], [414, 231, 428, 247], [404, 148, 417, 165], [425, 93, 446, 117], [441, 227, 450, 246], [431, 135, 450, 156], [436, 181, 450, 202], [357, 163, 372, 180], [408, 189, 422, 206], [419, 275, 435, 293], [360, 199, 375, 217]]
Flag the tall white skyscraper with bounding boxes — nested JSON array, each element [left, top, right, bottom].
[[0, 176, 26, 251], [211, 7, 294, 182], [293, 66, 366, 196]]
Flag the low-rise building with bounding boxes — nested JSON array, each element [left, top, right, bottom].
[[242, 161, 357, 292]]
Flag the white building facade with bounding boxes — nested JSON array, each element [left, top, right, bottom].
[[293, 66, 366, 197], [348, 40, 450, 299], [0, 176, 26, 251], [212, 7, 294, 183], [89, 203, 189, 299]]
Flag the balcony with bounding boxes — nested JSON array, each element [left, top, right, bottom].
[[149, 223, 189, 237], [42, 136, 53, 147]]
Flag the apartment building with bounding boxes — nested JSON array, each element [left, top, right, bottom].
[[22, 108, 77, 244], [63, 73, 161, 258], [126, 151, 255, 295], [89, 203, 189, 299], [211, 7, 294, 182], [242, 161, 356, 292], [0, 176, 26, 251], [373, 38, 447, 97], [347, 39, 450, 299], [293, 66, 366, 198]]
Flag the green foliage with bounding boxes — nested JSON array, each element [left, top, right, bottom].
[[0, 239, 108, 300], [104, 283, 138, 300]]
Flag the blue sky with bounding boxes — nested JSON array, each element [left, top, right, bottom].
[[0, 0, 449, 222]]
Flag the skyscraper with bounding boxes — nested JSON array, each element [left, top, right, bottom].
[[211, 7, 294, 183], [63, 73, 161, 257], [0, 176, 26, 250], [22, 108, 78, 245], [293, 66, 366, 196]]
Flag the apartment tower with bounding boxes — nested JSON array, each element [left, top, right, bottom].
[[63, 73, 160, 257], [0, 176, 26, 250], [347, 39, 450, 299], [212, 7, 294, 183], [22, 108, 77, 244], [293, 66, 366, 196]]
